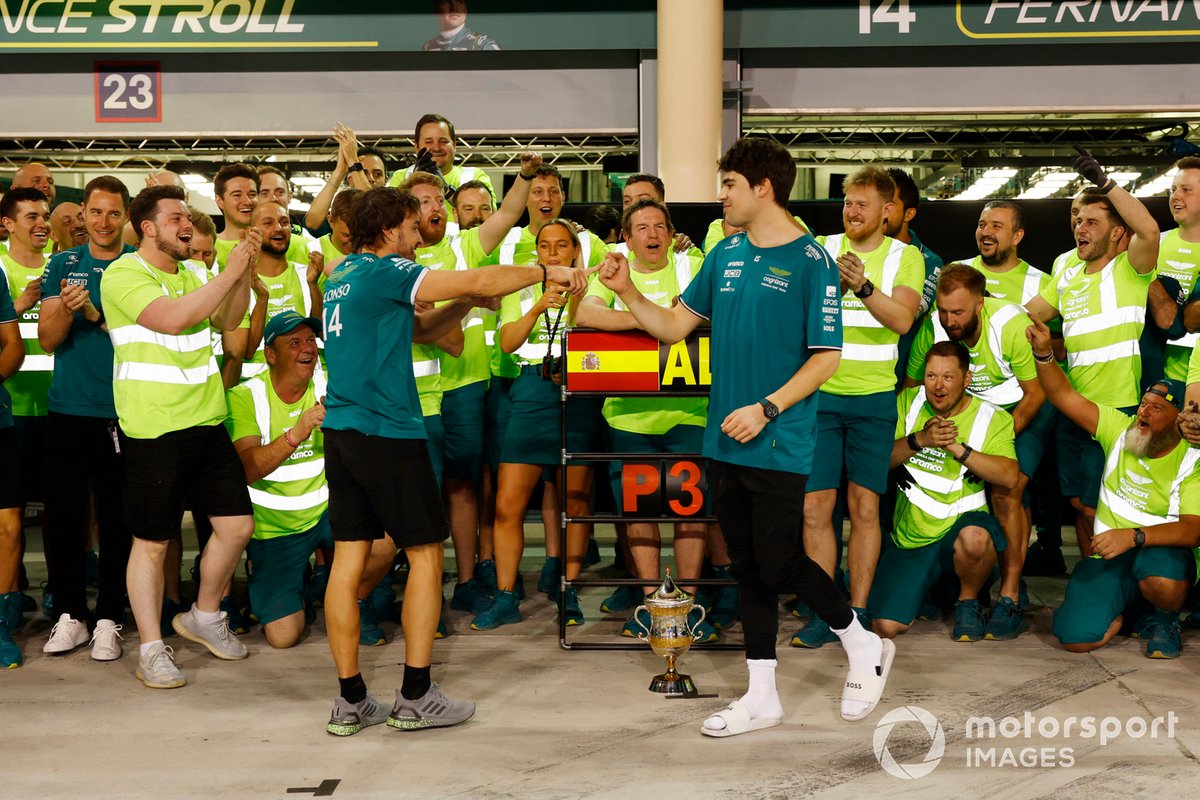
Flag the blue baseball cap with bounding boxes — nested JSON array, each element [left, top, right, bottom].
[[1145, 378, 1186, 412], [264, 310, 322, 346]]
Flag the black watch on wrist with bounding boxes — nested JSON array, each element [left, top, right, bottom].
[[759, 399, 780, 420], [953, 443, 973, 464], [346, 163, 364, 174], [1133, 527, 1147, 547], [517, 172, 534, 181], [906, 432, 921, 452], [854, 279, 875, 299]]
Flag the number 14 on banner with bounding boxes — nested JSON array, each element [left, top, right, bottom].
[[860, 0, 916, 33]]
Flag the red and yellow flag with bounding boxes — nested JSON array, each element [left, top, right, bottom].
[[565, 330, 660, 391]]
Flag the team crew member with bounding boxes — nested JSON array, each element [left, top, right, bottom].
[[958, 201, 1048, 305], [303, 124, 376, 236], [875, 341, 1018, 640], [10, 162, 56, 208], [452, 179, 494, 231], [609, 174, 699, 256], [227, 311, 329, 649], [0, 188, 53, 526], [883, 168, 943, 383], [1051, 189, 1098, 278], [903, 265, 1046, 638], [471, 220, 604, 631], [213, 164, 260, 270], [256, 166, 315, 266], [310, 190, 359, 269], [101, 185, 260, 689], [1155, 157, 1200, 381], [600, 137, 893, 736], [410, 153, 543, 615], [320, 185, 586, 735], [49, 203, 87, 253], [0, 263, 26, 668], [37, 177, 134, 661], [390, 114, 496, 214], [1027, 151, 1160, 559], [187, 208, 218, 272], [1030, 317, 1199, 659], [796, 166, 925, 648], [577, 199, 720, 641]]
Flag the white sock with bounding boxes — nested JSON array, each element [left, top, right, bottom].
[[832, 615, 883, 719], [139, 640, 162, 658], [191, 604, 221, 624], [702, 659, 783, 733]]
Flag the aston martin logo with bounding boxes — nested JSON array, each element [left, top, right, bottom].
[[769, 267, 792, 277]]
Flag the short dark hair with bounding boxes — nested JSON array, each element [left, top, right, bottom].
[[1079, 194, 1128, 231], [887, 168, 919, 211], [937, 263, 986, 297], [620, 198, 674, 236], [214, 163, 259, 198], [83, 176, 131, 209], [843, 165, 896, 203], [454, 179, 494, 209], [926, 340, 970, 374], [583, 204, 620, 241], [330, 189, 361, 222], [348, 187, 420, 252], [358, 147, 389, 169], [982, 199, 1024, 232], [415, 113, 455, 142], [129, 185, 187, 237], [532, 164, 563, 188], [1175, 156, 1200, 172], [717, 138, 795, 208], [624, 173, 665, 201], [0, 186, 49, 220]]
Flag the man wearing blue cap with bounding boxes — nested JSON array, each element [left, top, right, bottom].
[[226, 311, 329, 650], [1029, 317, 1200, 659]]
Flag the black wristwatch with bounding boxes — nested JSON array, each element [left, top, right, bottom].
[[759, 399, 780, 420], [854, 279, 875, 299], [346, 163, 364, 174], [517, 172, 535, 181], [1133, 527, 1147, 547], [906, 432, 921, 452]]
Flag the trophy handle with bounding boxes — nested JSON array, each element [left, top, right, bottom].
[[633, 604, 651, 640], [687, 603, 707, 640]]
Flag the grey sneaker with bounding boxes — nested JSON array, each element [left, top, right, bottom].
[[135, 642, 186, 689], [386, 683, 475, 731], [172, 607, 248, 660], [43, 614, 89, 654], [326, 693, 390, 737]]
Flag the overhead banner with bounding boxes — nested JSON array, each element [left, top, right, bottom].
[[1, 2, 1198, 52]]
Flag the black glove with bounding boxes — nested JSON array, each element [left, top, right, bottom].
[[412, 147, 438, 177], [892, 466, 915, 492], [1072, 145, 1110, 190]]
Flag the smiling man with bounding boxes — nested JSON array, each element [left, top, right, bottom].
[[49, 203, 87, 253], [390, 114, 495, 221], [959, 201, 1047, 305], [213, 163, 260, 271]]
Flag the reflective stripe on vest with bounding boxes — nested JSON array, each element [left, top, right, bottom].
[[245, 376, 328, 512], [449, 236, 485, 330], [1020, 268, 1043, 305], [499, 227, 523, 265], [16, 324, 52, 371], [901, 388, 996, 518], [413, 358, 440, 378], [248, 485, 329, 511], [823, 234, 905, 364], [1058, 257, 1145, 363], [513, 288, 566, 363], [1095, 439, 1200, 534], [930, 302, 1024, 407]]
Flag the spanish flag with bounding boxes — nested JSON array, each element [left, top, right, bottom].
[[565, 330, 660, 391]]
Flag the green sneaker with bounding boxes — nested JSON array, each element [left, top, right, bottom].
[[599, 583, 641, 614], [584, 538, 601, 568], [307, 564, 330, 609], [0, 595, 21, 669], [561, 587, 584, 626], [952, 599, 986, 642], [470, 590, 521, 631], [790, 616, 837, 648], [916, 595, 942, 621], [2, 591, 22, 632], [358, 599, 387, 646], [326, 693, 389, 736], [1144, 609, 1182, 659], [435, 618, 449, 640], [220, 596, 255, 635], [984, 596, 1028, 640], [620, 607, 651, 638], [370, 581, 398, 623], [537, 557, 561, 598], [689, 607, 720, 644], [473, 560, 497, 595], [707, 566, 739, 628], [450, 579, 491, 614], [160, 598, 189, 639]]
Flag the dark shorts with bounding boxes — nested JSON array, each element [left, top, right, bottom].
[[808, 390, 898, 495], [1014, 402, 1056, 479], [245, 513, 335, 625], [123, 424, 252, 541], [0, 426, 21, 509], [13, 414, 46, 504], [1057, 405, 1136, 508], [441, 381, 487, 482], [424, 413, 445, 490], [499, 368, 604, 467], [324, 428, 449, 547]]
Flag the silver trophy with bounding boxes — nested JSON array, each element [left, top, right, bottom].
[[634, 568, 707, 696]]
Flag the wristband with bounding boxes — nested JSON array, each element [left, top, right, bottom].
[[906, 432, 921, 452], [954, 443, 973, 464], [283, 428, 299, 448], [539, 264, 547, 288], [1101, 178, 1116, 194], [1033, 350, 1054, 363], [346, 163, 364, 174], [518, 172, 534, 181]]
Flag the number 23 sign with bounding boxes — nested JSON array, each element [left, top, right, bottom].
[[95, 62, 162, 123]]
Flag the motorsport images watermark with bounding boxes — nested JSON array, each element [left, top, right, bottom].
[[872, 705, 1180, 778]]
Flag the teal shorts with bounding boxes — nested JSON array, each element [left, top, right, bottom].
[[607, 424, 706, 513], [1014, 402, 1056, 479], [485, 376, 513, 472], [808, 390, 898, 495], [499, 368, 604, 467], [1057, 405, 1136, 508], [867, 511, 1005, 625], [441, 381, 487, 482], [245, 513, 334, 626], [423, 413, 445, 489], [1052, 546, 1197, 645]]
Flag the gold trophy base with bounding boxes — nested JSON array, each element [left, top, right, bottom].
[[648, 655, 698, 696]]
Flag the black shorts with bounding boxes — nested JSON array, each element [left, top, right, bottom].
[[324, 428, 449, 547], [123, 424, 252, 542], [0, 426, 21, 509]]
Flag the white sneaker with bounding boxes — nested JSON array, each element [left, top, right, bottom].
[[90, 619, 123, 661], [43, 614, 89, 654]]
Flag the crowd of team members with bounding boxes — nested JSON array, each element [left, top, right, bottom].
[[1, 114, 1199, 737]]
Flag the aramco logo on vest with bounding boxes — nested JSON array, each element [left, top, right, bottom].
[[873, 705, 1179, 778]]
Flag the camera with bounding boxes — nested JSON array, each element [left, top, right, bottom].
[[540, 354, 563, 382]]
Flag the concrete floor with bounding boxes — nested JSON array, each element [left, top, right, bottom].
[[4, 525, 1200, 799]]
